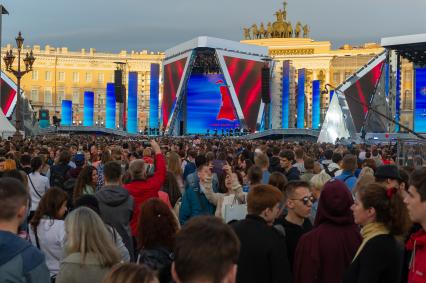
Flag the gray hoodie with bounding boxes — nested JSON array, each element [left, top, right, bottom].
[[95, 185, 134, 260]]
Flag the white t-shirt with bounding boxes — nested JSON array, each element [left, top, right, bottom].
[[28, 172, 50, 212], [29, 218, 66, 276]]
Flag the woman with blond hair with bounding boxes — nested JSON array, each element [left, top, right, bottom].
[[309, 170, 331, 222], [102, 263, 158, 283], [56, 207, 121, 283], [352, 167, 376, 196]]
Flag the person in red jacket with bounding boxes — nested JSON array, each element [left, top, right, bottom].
[[404, 168, 426, 283], [124, 140, 166, 237]]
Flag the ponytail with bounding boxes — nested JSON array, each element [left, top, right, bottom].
[[358, 183, 410, 236]]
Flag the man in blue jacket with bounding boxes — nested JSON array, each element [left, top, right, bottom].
[[335, 154, 358, 193], [179, 163, 216, 225], [0, 178, 50, 282]]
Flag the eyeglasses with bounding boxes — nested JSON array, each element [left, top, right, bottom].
[[290, 195, 315, 206]]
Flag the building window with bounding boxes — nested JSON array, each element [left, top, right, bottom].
[[45, 71, 52, 81], [44, 89, 52, 104], [58, 72, 65, 82], [344, 71, 351, 80], [32, 70, 39, 80], [98, 73, 104, 83], [72, 89, 80, 104], [333, 72, 340, 84], [85, 72, 92, 82], [405, 71, 412, 82], [404, 90, 412, 109], [73, 72, 79, 83], [31, 89, 39, 102], [57, 89, 65, 104]]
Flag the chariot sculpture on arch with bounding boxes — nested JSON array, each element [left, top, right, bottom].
[[242, 1, 310, 39]]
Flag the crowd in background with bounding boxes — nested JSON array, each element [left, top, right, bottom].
[[0, 135, 425, 283]]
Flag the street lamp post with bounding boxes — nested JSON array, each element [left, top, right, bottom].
[[3, 32, 35, 139]]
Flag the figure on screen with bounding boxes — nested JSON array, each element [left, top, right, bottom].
[[216, 80, 237, 121]]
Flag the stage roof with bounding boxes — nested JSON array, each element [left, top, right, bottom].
[[381, 33, 426, 66], [165, 36, 268, 60]]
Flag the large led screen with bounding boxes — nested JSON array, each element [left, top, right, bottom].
[[162, 57, 187, 128], [149, 64, 160, 129], [344, 61, 384, 132], [83, 91, 94, 126], [186, 74, 240, 134], [223, 56, 263, 131], [1, 73, 18, 117], [127, 72, 138, 133], [61, 100, 72, 126], [106, 83, 116, 129], [415, 68, 426, 132]]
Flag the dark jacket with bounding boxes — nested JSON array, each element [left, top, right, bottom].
[[294, 179, 362, 283], [276, 217, 312, 269], [0, 230, 50, 283], [269, 156, 282, 173], [231, 215, 292, 283], [285, 166, 300, 181], [343, 234, 403, 283], [138, 246, 173, 283], [49, 163, 71, 189], [95, 185, 134, 260]]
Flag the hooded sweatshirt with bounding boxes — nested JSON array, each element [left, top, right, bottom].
[[0, 230, 50, 282], [293, 179, 362, 283], [406, 229, 426, 283], [95, 185, 134, 259]]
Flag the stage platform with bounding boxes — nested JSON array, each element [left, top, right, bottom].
[[239, 129, 320, 141], [38, 126, 140, 137]]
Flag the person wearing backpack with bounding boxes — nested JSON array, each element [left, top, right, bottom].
[[49, 150, 71, 189], [63, 153, 85, 209], [335, 154, 358, 193], [28, 156, 50, 218], [324, 152, 342, 178], [136, 199, 178, 283]]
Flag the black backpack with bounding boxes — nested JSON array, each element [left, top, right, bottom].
[[324, 164, 339, 178], [50, 164, 71, 189]]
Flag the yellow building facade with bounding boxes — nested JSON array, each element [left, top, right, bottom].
[[240, 1, 415, 130], [1, 44, 164, 129]]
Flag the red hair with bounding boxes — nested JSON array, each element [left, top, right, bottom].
[[136, 198, 178, 250]]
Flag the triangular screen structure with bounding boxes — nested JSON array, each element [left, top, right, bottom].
[[364, 62, 392, 133], [318, 51, 387, 143], [317, 91, 351, 143], [1, 72, 18, 118], [162, 57, 188, 128], [223, 56, 264, 131], [344, 61, 384, 132]]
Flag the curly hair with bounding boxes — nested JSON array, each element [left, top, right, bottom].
[[137, 198, 179, 250], [358, 183, 410, 236]]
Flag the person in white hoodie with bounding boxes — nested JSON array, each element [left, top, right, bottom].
[[29, 187, 68, 279]]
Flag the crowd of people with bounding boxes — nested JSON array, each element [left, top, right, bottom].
[[0, 134, 425, 283]]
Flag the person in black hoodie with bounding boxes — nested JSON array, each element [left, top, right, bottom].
[[95, 161, 134, 260], [231, 184, 292, 283]]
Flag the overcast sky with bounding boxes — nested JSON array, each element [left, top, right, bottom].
[[1, 0, 425, 53]]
